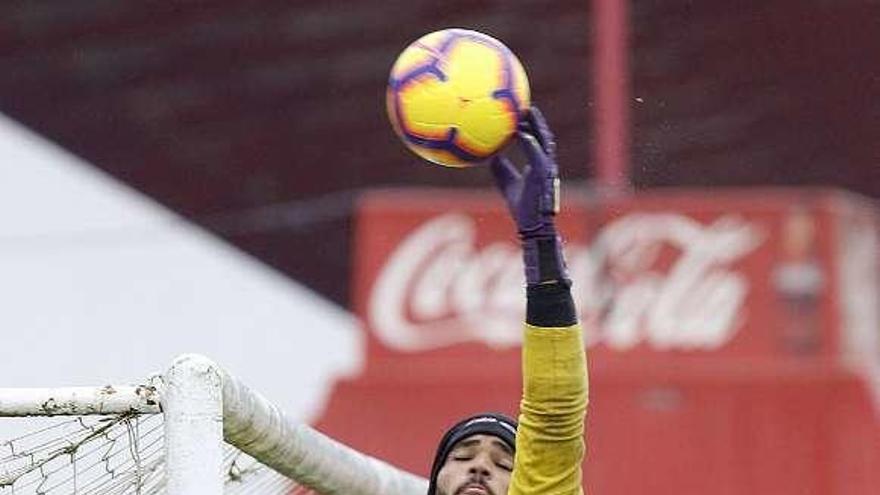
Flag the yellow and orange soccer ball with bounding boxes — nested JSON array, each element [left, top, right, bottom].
[[386, 29, 530, 167]]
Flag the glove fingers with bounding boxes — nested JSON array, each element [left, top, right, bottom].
[[518, 132, 560, 216], [517, 131, 550, 176], [490, 155, 521, 199], [524, 106, 557, 158]]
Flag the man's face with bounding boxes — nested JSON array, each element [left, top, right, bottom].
[[435, 434, 514, 495]]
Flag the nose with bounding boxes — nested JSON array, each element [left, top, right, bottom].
[[467, 453, 492, 478]]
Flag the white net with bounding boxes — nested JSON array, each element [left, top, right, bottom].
[[0, 414, 309, 495], [222, 447, 302, 495], [0, 355, 426, 495]]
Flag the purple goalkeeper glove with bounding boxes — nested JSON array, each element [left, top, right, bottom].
[[491, 106, 570, 286]]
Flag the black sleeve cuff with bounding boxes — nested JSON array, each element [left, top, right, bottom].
[[526, 281, 577, 327]]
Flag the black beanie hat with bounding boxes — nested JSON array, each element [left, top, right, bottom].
[[427, 412, 518, 495]]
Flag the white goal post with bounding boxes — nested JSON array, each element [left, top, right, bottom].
[[0, 353, 428, 495]]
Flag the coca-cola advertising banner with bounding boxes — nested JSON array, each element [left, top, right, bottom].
[[354, 188, 859, 365]]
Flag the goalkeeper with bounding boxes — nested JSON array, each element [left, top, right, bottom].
[[426, 107, 588, 495]]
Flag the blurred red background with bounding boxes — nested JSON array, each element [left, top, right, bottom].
[[2, 2, 879, 493]]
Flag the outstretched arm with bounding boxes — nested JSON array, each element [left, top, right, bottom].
[[492, 107, 588, 495]]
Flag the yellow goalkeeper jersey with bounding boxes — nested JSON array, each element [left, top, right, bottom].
[[509, 323, 588, 495]]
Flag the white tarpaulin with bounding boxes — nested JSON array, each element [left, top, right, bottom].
[[0, 114, 363, 424]]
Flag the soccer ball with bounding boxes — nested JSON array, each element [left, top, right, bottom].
[[386, 29, 530, 167]]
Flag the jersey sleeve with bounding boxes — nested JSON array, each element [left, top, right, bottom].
[[508, 323, 588, 495]]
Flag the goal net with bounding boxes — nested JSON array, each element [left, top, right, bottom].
[[0, 354, 428, 495]]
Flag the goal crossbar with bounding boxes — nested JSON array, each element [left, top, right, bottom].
[[0, 354, 428, 495], [0, 385, 161, 417]]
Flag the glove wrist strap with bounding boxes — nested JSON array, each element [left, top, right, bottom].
[[522, 235, 570, 286]]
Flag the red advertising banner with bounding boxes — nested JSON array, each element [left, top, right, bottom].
[[319, 187, 880, 494], [354, 187, 856, 367]]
